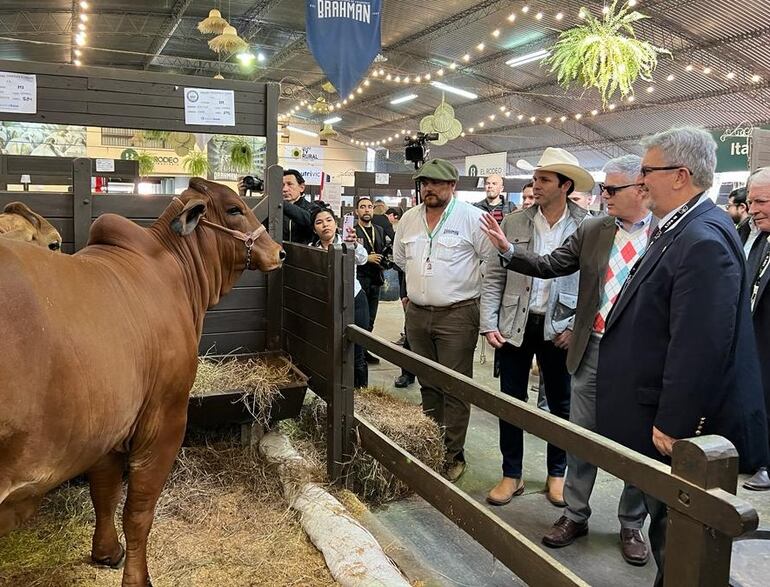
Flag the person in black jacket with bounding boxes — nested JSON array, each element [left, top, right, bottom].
[[282, 169, 316, 244], [355, 196, 387, 362]]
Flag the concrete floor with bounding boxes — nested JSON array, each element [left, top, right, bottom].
[[362, 301, 770, 587]]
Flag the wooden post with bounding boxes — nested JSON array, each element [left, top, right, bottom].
[[265, 164, 284, 351], [663, 435, 739, 586], [264, 83, 279, 170], [326, 244, 355, 481], [72, 157, 92, 252]]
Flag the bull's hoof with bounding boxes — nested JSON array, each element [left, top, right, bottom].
[[91, 542, 125, 569]]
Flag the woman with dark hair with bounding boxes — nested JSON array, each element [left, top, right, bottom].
[[311, 207, 370, 388]]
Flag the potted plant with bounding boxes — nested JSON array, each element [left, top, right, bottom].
[[544, 1, 670, 106], [229, 138, 253, 173], [135, 151, 155, 178], [183, 149, 209, 177]]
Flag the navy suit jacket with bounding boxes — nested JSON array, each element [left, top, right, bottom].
[[750, 236, 770, 429], [597, 200, 768, 472]]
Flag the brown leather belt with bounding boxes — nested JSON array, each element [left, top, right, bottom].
[[409, 298, 479, 312]]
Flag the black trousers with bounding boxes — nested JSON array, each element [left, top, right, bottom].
[[357, 274, 381, 331], [496, 313, 571, 478], [354, 289, 369, 388]]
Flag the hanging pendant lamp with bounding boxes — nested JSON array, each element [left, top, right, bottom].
[[208, 25, 248, 54], [197, 8, 229, 35]]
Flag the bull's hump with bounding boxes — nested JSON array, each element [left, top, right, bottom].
[[86, 214, 155, 254]]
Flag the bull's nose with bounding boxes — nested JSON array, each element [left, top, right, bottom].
[[279, 250, 287, 261]]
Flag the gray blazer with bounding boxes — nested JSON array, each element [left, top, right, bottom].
[[480, 201, 588, 349], [499, 214, 657, 374]]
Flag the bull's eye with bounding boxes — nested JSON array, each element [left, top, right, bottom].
[[49, 242, 61, 251], [227, 207, 243, 216]]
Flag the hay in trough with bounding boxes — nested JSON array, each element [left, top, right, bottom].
[[190, 356, 293, 425], [290, 387, 445, 505], [0, 430, 335, 587]]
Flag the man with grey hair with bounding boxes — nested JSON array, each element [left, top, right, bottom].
[[744, 167, 770, 491], [596, 127, 768, 583], [482, 153, 653, 565]]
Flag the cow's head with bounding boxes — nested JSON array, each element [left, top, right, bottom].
[[171, 178, 284, 274], [0, 202, 63, 252]]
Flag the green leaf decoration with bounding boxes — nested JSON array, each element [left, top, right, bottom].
[[229, 138, 253, 173], [135, 151, 155, 177], [143, 130, 171, 142], [183, 149, 209, 177], [544, 1, 671, 106]]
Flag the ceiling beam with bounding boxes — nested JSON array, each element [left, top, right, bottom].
[[143, 0, 193, 69]]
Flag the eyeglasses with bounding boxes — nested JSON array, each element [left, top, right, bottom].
[[640, 165, 693, 177], [599, 182, 644, 196]]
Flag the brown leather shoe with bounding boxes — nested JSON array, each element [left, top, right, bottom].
[[442, 460, 467, 483], [545, 475, 566, 507], [620, 528, 650, 566], [486, 477, 525, 505], [542, 516, 588, 548]]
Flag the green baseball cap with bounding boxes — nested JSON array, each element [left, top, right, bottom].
[[412, 158, 459, 182]]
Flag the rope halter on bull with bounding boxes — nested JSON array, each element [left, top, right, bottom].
[[172, 196, 267, 271]]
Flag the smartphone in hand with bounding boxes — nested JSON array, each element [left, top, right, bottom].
[[342, 213, 355, 239]]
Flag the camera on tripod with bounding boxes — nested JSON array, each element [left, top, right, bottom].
[[404, 132, 439, 167]]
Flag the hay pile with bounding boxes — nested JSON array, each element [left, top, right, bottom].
[[190, 356, 293, 425], [288, 387, 445, 505], [0, 431, 334, 587]]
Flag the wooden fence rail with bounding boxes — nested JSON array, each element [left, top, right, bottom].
[[345, 324, 758, 586]]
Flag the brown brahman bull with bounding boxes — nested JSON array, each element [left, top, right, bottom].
[[0, 201, 62, 251], [0, 178, 284, 586]]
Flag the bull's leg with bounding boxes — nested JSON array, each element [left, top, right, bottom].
[[0, 493, 43, 536], [88, 452, 127, 567], [120, 410, 186, 587]]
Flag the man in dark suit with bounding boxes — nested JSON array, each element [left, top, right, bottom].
[[597, 127, 768, 583], [481, 154, 653, 565], [281, 169, 317, 244], [744, 168, 770, 491]]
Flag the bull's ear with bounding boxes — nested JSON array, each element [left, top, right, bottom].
[[3, 202, 41, 230], [171, 198, 207, 236]]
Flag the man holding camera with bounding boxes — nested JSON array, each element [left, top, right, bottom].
[[355, 196, 388, 362], [394, 159, 495, 482]]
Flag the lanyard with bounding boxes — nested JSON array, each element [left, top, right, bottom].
[[623, 192, 703, 285], [359, 224, 375, 250], [751, 239, 770, 312], [421, 197, 456, 259]]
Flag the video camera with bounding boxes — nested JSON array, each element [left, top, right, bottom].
[[404, 132, 440, 168], [242, 175, 264, 192]]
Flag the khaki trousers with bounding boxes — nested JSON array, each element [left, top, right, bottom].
[[405, 299, 479, 463]]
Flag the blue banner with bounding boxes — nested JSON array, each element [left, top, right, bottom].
[[306, 0, 382, 100]]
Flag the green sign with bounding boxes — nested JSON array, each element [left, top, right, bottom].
[[710, 124, 770, 173]]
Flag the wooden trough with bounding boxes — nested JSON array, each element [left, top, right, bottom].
[[187, 351, 309, 429]]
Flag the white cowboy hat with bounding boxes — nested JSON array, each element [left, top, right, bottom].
[[535, 147, 595, 192]]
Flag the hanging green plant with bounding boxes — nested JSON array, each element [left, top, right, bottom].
[[229, 138, 253, 173], [544, 1, 670, 106], [135, 151, 155, 177], [183, 149, 209, 177]]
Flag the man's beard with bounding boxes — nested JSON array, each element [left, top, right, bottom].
[[359, 213, 372, 221]]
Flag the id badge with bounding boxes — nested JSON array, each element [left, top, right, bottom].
[[423, 257, 434, 276]]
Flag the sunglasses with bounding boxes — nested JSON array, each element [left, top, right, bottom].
[[639, 165, 693, 177], [599, 182, 644, 196]]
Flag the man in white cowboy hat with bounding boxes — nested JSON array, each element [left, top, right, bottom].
[[480, 147, 592, 508]]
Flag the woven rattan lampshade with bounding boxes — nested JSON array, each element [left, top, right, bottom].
[[197, 9, 228, 35], [208, 25, 248, 54]]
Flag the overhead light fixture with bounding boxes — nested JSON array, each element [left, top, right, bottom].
[[257, 52, 266, 62], [323, 116, 342, 124], [506, 49, 549, 68], [236, 51, 255, 64], [79, 14, 88, 22], [390, 94, 418, 105], [75, 34, 87, 46], [286, 125, 318, 137], [74, 59, 82, 67], [80, 1, 89, 9], [430, 81, 478, 100]]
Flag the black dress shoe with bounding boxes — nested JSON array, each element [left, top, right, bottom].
[[394, 374, 415, 388], [743, 467, 770, 491], [365, 352, 380, 364]]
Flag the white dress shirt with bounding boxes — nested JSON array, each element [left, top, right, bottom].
[[529, 205, 571, 314], [394, 198, 495, 307], [744, 218, 762, 259], [316, 234, 368, 297]]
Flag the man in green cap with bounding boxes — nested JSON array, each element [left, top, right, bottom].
[[393, 158, 496, 482]]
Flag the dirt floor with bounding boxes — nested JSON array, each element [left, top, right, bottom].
[[0, 433, 337, 587]]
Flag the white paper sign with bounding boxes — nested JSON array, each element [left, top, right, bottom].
[[323, 183, 342, 215], [465, 151, 508, 176], [0, 72, 36, 114], [95, 158, 115, 173], [184, 87, 235, 126], [375, 173, 390, 185]]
